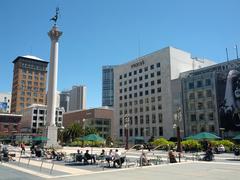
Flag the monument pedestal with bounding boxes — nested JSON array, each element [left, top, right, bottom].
[[45, 126, 59, 148]]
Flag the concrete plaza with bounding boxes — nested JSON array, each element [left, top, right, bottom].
[[1, 146, 240, 180]]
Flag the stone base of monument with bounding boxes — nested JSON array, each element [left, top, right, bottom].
[[45, 126, 60, 148]]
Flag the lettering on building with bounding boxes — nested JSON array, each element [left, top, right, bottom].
[[131, 60, 145, 69]]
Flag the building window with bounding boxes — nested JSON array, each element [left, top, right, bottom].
[[124, 81, 127, 85], [189, 82, 194, 89], [198, 102, 204, 110], [207, 101, 213, 109], [145, 75, 148, 79], [129, 72, 132, 76], [151, 105, 156, 111], [124, 73, 127, 78], [139, 69, 142, 73], [208, 113, 214, 120], [150, 73, 154, 78], [135, 128, 138, 136], [145, 82, 148, 87], [134, 78, 137, 82], [190, 114, 196, 121], [209, 125, 215, 132], [206, 89, 212, 97], [205, 79, 211, 86], [134, 116, 138, 124], [158, 113, 162, 123], [139, 84, 143, 88], [134, 70, 137, 75], [129, 94, 132, 99], [145, 115, 150, 124], [157, 87, 161, 93], [157, 71, 161, 76], [134, 93, 138, 97], [145, 106, 149, 112], [157, 63, 160, 68], [159, 127, 163, 136], [139, 76, 143, 81], [119, 129, 123, 137], [144, 67, 148, 72], [152, 114, 156, 123], [129, 79, 132, 84], [119, 89, 122, 93], [199, 114, 205, 121], [140, 115, 144, 124], [151, 97, 155, 102], [129, 87, 132, 91], [120, 118, 123, 125], [151, 81, 155, 86], [158, 96, 162, 101], [150, 65, 154, 70], [145, 90, 149, 95], [158, 104, 162, 110], [145, 98, 149, 103], [134, 85, 137, 90], [197, 91, 204, 98], [157, 79, 161, 84], [189, 93, 195, 99], [151, 89, 155, 94], [197, 80, 203, 88]]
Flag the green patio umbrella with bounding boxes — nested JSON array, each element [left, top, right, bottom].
[[184, 135, 194, 140], [80, 134, 105, 154], [80, 134, 105, 142], [32, 136, 48, 141], [190, 132, 221, 140], [233, 134, 240, 140]]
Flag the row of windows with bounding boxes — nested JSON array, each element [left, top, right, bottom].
[[22, 69, 46, 75], [188, 79, 211, 89], [188, 90, 212, 99], [19, 86, 45, 92], [188, 101, 214, 110], [119, 63, 161, 79], [119, 113, 163, 125], [22, 74, 45, 81], [20, 80, 45, 87], [119, 96, 162, 107], [119, 72, 161, 86], [119, 104, 162, 114], [190, 112, 214, 121], [119, 126, 163, 137], [190, 125, 215, 134], [119, 79, 161, 93], [119, 88, 161, 100]]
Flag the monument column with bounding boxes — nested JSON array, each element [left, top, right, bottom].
[[46, 25, 62, 147]]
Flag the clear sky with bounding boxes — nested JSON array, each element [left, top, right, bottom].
[[0, 0, 240, 108]]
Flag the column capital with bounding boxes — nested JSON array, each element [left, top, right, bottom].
[[48, 26, 62, 41]]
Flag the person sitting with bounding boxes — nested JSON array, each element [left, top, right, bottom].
[[105, 149, 114, 166], [140, 152, 150, 166], [84, 150, 96, 164], [76, 149, 84, 162], [51, 149, 57, 159], [168, 150, 177, 163], [217, 144, 225, 153], [113, 149, 124, 168], [203, 147, 214, 161]]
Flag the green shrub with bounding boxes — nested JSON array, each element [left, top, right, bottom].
[[182, 140, 201, 152], [152, 137, 175, 150], [210, 140, 235, 152]]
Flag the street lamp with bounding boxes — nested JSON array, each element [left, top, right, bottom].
[[124, 114, 130, 150], [219, 128, 225, 139], [173, 107, 182, 162]]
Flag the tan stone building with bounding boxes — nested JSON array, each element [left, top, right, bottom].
[[11, 55, 48, 114], [0, 113, 22, 136], [63, 108, 114, 138]]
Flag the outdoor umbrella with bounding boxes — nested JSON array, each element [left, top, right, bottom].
[[190, 132, 221, 140], [233, 134, 240, 140], [80, 134, 105, 154], [32, 136, 48, 141]]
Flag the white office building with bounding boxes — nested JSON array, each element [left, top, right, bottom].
[[21, 104, 64, 133], [112, 46, 215, 142], [69, 86, 86, 111], [0, 92, 11, 113]]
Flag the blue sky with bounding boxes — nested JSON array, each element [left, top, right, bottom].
[[0, 0, 240, 108]]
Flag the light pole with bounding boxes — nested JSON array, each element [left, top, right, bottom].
[[82, 118, 86, 147], [219, 128, 225, 139], [174, 107, 182, 162], [124, 114, 129, 150]]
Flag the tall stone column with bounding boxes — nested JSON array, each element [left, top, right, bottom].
[[46, 25, 62, 147]]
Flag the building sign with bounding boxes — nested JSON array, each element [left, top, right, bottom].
[[0, 102, 7, 112], [216, 69, 240, 133], [131, 60, 144, 69]]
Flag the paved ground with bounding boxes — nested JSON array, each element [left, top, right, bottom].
[[1, 146, 240, 180]]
